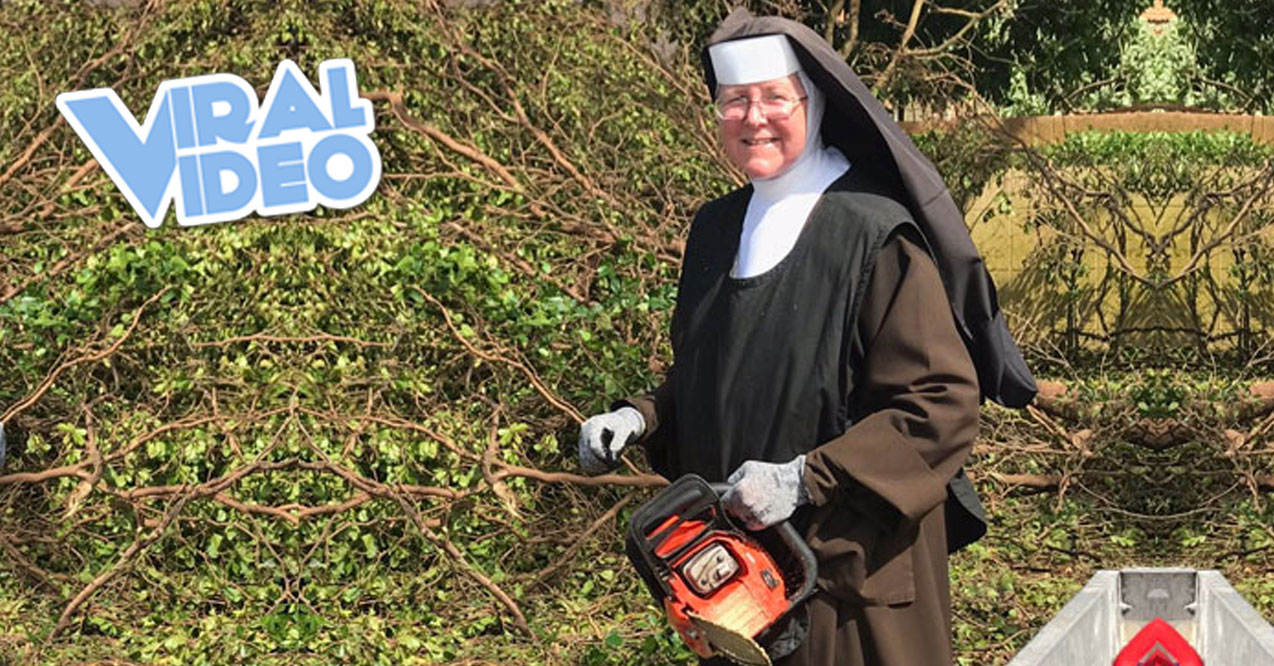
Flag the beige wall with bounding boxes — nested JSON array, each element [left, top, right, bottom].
[[902, 111, 1274, 147]]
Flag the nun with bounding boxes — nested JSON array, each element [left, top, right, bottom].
[[580, 8, 1035, 666]]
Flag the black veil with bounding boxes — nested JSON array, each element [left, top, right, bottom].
[[703, 8, 1037, 409]]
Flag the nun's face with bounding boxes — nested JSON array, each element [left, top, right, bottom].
[[718, 74, 807, 180]]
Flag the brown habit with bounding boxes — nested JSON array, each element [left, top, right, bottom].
[[612, 7, 1021, 664], [623, 227, 980, 666]]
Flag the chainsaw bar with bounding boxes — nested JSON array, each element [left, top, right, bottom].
[[688, 610, 771, 666]]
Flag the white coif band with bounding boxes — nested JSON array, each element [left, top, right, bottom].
[[708, 34, 801, 86]]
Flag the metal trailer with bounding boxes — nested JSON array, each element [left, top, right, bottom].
[[1007, 569, 1274, 666]]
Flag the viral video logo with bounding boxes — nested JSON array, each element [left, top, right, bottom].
[[56, 58, 382, 228]]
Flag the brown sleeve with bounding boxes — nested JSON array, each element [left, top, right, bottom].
[[613, 374, 677, 476], [802, 232, 980, 525], [613, 379, 672, 445]]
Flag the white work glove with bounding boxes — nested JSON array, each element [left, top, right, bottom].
[[722, 455, 810, 530], [578, 406, 645, 475]]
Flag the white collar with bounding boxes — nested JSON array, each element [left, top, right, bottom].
[[750, 143, 848, 204]]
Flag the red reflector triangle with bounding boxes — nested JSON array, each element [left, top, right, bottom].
[[1112, 617, 1203, 666]]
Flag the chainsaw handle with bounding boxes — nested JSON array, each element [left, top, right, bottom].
[[633, 476, 720, 544], [629, 475, 728, 592], [772, 515, 819, 605], [710, 483, 819, 607]]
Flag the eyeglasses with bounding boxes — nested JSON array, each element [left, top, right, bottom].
[[713, 94, 806, 121]]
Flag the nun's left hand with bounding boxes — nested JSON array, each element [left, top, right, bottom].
[[722, 455, 810, 530]]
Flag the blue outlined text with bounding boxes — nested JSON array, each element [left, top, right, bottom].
[[56, 59, 382, 228]]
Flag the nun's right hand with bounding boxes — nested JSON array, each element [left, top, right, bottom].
[[578, 407, 645, 475]]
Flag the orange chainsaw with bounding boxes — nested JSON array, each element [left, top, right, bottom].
[[626, 474, 818, 665]]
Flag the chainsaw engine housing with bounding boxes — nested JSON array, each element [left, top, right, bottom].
[[626, 475, 817, 664]]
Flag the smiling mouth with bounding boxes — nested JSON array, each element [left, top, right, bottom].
[[743, 138, 778, 146]]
